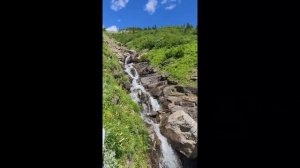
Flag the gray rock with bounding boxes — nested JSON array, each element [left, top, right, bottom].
[[149, 88, 162, 98], [167, 79, 178, 85], [147, 81, 167, 89], [148, 110, 158, 117], [160, 110, 198, 159], [140, 75, 161, 87]]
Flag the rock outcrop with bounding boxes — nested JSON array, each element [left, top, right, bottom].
[[160, 110, 198, 159]]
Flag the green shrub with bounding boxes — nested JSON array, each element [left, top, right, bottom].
[[165, 47, 185, 59], [109, 26, 198, 87], [103, 145, 118, 168]]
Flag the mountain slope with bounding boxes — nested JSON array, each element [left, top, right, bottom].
[[102, 33, 150, 167], [108, 26, 198, 87]]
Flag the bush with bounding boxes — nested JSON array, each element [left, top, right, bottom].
[[165, 47, 185, 59], [103, 145, 118, 168]]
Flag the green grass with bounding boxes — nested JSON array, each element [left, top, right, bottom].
[[108, 26, 198, 87], [103, 37, 150, 167]]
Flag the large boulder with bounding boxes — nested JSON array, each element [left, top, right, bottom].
[[149, 87, 162, 98], [160, 110, 198, 159], [147, 81, 168, 90], [140, 74, 161, 87]]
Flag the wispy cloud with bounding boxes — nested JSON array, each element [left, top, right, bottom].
[[106, 25, 118, 32], [111, 0, 129, 11], [165, 4, 176, 10], [145, 0, 158, 15], [161, 0, 177, 4], [161, 0, 179, 10]]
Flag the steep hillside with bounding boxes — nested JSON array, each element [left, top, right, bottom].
[[108, 26, 198, 87], [102, 33, 150, 167]]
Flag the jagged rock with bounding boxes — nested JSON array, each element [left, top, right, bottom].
[[160, 110, 198, 159], [181, 101, 195, 107], [156, 113, 168, 123], [174, 101, 195, 107], [175, 86, 186, 93], [163, 87, 193, 98], [132, 62, 156, 76], [133, 62, 148, 73], [161, 98, 171, 109], [147, 81, 167, 90], [185, 107, 198, 120], [148, 110, 158, 117], [169, 105, 184, 113], [148, 128, 161, 168], [128, 49, 135, 54], [182, 95, 197, 103], [161, 72, 170, 80], [149, 87, 162, 98], [140, 75, 161, 87], [166, 96, 181, 103], [163, 86, 176, 96], [185, 87, 198, 95], [130, 55, 139, 63], [167, 79, 178, 85]]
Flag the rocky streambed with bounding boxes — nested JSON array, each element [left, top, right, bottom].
[[104, 35, 198, 167]]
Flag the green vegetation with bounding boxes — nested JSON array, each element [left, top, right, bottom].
[[108, 25, 198, 87], [103, 35, 150, 167]]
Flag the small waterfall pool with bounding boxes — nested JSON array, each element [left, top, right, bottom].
[[124, 56, 180, 168]]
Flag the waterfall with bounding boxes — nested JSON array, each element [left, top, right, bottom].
[[124, 55, 180, 168]]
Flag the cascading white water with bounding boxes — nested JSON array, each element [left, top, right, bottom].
[[124, 56, 180, 168]]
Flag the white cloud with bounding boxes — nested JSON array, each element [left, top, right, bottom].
[[162, 0, 177, 4], [145, 0, 158, 15], [165, 4, 176, 10], [106, 25, 118, 32], [111, 0, 129, 11]]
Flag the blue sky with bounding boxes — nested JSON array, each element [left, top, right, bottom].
[[103, 0, 197, 31]]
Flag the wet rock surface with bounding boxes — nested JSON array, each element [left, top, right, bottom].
[[148, 128, 161, 168]]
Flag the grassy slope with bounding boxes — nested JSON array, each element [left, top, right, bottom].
[[109, 26, 198, 87], [103, 35, 149, 167]]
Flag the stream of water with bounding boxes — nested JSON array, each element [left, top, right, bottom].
[[124, 56, 180, 168]]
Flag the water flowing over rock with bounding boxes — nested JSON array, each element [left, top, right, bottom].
[[160, 110, 198, 159], [104, 35, 197, 167], [124, 55, 182, 168]]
